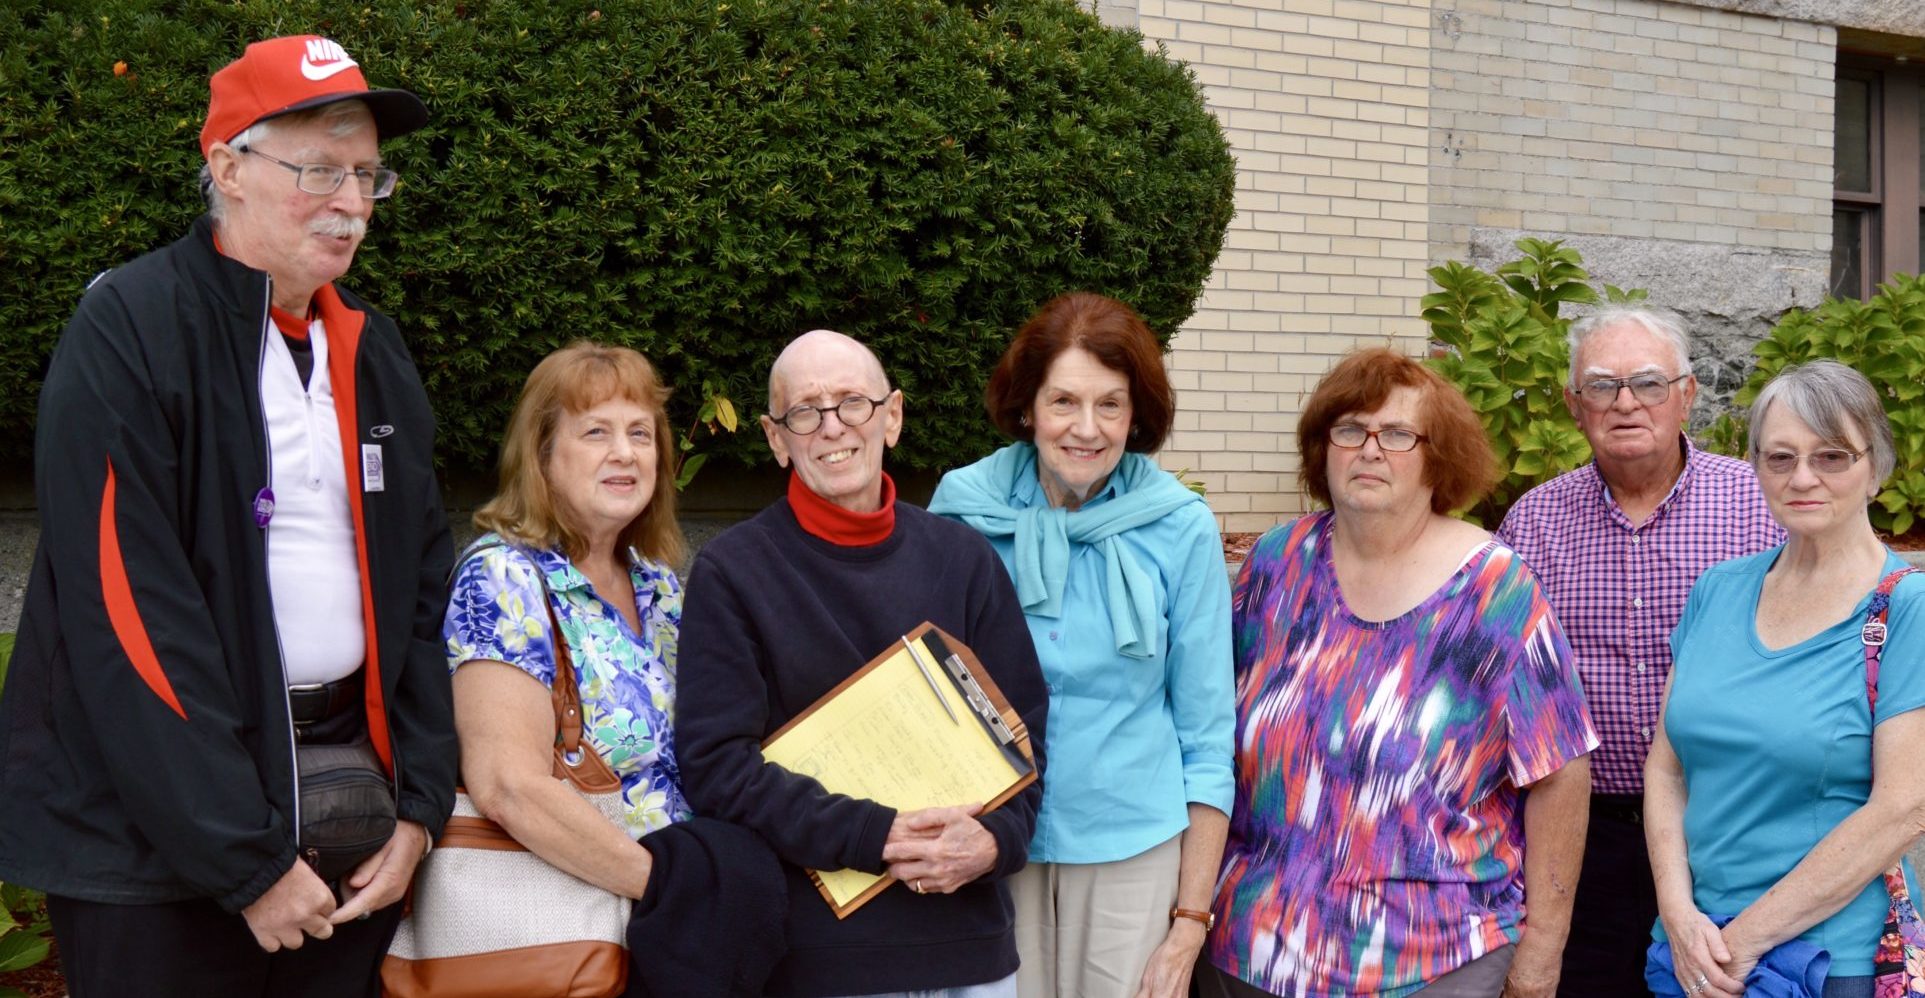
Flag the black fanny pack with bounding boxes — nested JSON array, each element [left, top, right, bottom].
[[295, 739, 396, 883], [288, 673, 396, 882]]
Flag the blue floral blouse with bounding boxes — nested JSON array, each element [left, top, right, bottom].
[[443, 536, 693, 836]]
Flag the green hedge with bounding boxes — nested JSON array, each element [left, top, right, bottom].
[[1, 0, 1235, 472], [1705, 273, 1925, 534]]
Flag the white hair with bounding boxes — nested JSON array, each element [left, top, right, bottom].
[[202, 100, 376, 222], [1566, 307, 1692, 387]]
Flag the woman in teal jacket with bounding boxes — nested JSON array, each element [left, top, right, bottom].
[[930, 292, 1234, 998]]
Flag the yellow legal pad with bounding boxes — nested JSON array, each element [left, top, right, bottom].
[[761, 622, 1035, 918]]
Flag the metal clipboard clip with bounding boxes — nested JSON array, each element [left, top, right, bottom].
[[933, 646, 1018, 746]]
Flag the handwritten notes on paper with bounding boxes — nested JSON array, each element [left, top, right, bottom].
[[762, 633, 1027, 909]]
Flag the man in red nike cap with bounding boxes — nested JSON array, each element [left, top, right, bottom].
[[0, 35, 457, 997]]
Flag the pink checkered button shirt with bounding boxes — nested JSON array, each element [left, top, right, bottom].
[[1496, 438, 1784, 793]]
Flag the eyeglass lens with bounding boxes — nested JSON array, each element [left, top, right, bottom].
[[1761, 450, 1860, 475], [781, 396, 878, 434], [1579, 374, 1675, 409], [296, 164, 397, 198], [1330, 424, 1420, 451]]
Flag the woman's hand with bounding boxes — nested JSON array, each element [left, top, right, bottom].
[[1132, 918, 1206, 998], [1659, 905, 1744, 998]]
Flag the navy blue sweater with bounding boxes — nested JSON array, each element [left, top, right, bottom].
[[677, 499, 1048, 997]]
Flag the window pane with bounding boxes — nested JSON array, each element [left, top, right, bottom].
[[1837, 75, 1872, 193], [1832, 207, 1869, 299]]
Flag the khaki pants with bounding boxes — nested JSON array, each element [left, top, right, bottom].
[[1010, 834, 1182, 998]]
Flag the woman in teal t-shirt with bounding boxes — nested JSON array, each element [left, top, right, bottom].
[[1646, 360, 1925, 998]]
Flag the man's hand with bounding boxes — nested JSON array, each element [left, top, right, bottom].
[[241, 860, 337, 952], [1132, 918, 1207, 998], [329, 820, 429, 924], [880, 803, 996, 894], [1499, 927, 1563, 998]]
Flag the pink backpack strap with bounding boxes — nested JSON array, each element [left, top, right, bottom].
[[1862, 567, 1918, 714]]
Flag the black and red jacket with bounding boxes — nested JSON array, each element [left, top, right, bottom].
[[0, 215, 458, 912]]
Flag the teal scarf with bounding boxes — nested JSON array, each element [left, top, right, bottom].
[[928, 443, 1203, 659]]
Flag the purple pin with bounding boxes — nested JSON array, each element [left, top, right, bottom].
[[253, 487, 276, 528]]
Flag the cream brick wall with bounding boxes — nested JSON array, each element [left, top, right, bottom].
[[1128, 0, 1437, 532], [1429, 0, 1836, 263]]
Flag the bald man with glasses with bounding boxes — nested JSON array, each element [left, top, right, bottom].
[[1496, 307, 1784, 996], [675, 329, 1049, 998]]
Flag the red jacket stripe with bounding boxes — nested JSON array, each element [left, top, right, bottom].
[[98, 460, 188, 720], [314, 285, 393, 775]]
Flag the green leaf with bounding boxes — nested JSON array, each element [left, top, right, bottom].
[[0, 929, 50, 974]]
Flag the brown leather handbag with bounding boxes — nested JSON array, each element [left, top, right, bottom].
[[382, 545, 631, 998]]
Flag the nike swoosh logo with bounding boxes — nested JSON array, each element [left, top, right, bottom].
[[300, 57, 356, 82]]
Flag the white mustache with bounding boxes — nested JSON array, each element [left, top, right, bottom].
[[308, 214, 367, 240]]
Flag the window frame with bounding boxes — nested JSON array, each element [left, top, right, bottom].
[[1834, 56, 1924, 299]]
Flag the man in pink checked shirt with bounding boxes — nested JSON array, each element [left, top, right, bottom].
[[1496, 307, 1784, 997]]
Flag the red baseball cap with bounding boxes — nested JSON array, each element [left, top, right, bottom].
[[200, 35, 428, 157]]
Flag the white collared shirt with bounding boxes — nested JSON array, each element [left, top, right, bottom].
[[261, 319, 365, 686]]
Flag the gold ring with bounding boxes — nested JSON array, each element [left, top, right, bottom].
[[914, 879, 924, 894]]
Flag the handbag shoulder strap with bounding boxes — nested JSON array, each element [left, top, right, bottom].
[[451, 538, 592, 764], [1862, 567, 1918, 715], [1861, 567, 1925, 991]]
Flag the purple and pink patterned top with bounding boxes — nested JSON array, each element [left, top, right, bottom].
[[1207, 512, 1598, 998], [1495, 438, 1782, 794]]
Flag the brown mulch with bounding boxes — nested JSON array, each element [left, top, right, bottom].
[[1886, 528, 1925, 552], [1223, 531, 1260, 563]]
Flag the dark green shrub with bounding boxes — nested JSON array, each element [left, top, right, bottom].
[[1423, 238, 1645, 525], [1, 0, 1235, 473], [1704, 274, 1925, 533]]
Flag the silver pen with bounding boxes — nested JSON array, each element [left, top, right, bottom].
[[901, 634, 959, 724]]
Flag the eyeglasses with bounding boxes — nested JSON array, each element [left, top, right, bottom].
[[1329, 423, 1427, 452], [1574, 373, 1690, 411], [1758, 448, 1866, 476], [770, 393, 894, 435], [241, 147, 399, 199]]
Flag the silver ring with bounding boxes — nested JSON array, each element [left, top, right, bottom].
[[357, 911, 371, 922], [913, 879, 924, 894]]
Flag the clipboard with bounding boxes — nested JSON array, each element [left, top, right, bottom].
[[761, 621, 1037, 918]]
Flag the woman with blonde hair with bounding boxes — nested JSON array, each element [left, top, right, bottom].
[[444, 340, 688, 895], [424, 340, 785, 997]]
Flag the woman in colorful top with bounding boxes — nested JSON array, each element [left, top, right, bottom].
[[1201, 348, 1597, 998], [1644, 360, 1925, 998], [929, 292, 1234, 998], [443, 341, 690, 898]]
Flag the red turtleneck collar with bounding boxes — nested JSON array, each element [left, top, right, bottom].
[[789, 471, 896, 546]]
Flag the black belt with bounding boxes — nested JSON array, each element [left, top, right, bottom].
[[1591, 793, 1644, 826], [288, 670, 364, 727]]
